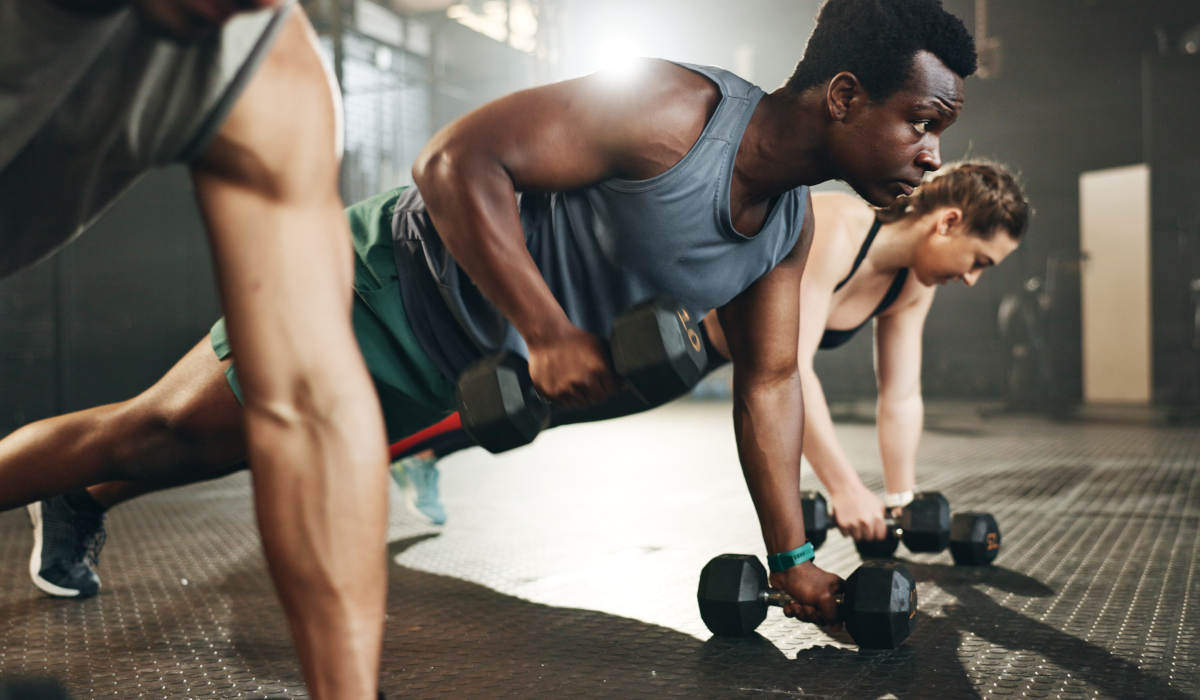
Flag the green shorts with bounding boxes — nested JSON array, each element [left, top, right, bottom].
[[210, 187, 457, 443]]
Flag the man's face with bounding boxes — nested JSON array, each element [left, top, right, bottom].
[[133, 0, 282, 39], [830, 51, 965, 207]]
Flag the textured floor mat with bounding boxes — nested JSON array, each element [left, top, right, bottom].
[[0, 403, 1195, 699]]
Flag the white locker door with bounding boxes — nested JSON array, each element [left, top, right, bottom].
[[1079, 164, 1153, 404]]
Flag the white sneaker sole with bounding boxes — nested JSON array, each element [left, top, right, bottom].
[[27, 502, 85, 598]]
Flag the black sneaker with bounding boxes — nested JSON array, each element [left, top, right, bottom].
[[27, 496, 106, 598]]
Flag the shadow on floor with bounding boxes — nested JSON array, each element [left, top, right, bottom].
[[223, 536, 1191, 699]]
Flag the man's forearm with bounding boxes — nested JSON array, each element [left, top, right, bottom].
[[799, 368, 869, 497], [734, 374, 807, 553], [876, 392, 922, 494]]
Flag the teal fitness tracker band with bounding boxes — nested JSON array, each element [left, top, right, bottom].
[[767, 542, 815, 572]]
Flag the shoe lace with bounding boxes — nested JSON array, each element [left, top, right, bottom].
[[72, 512, 107, 569]]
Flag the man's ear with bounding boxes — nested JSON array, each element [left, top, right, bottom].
[[826, 72, 865, 122]]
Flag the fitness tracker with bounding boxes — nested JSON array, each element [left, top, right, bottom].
[[766, 542, 815, 572]]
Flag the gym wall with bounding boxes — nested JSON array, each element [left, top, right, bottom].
[[0, 1, 536, 436], [2, 0, 1199, 437]]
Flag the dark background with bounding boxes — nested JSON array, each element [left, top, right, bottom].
[[1, 0, 1198, 436]]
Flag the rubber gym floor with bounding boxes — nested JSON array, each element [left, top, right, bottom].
[[0, 401, 1196, 699]]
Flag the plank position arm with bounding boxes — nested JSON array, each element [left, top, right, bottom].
[[190, 12, 388, 700], [412, 60, 714, 409], [789, 216, 890, 541], [717, 194, 842, 626], [873, 286, 935, 503]]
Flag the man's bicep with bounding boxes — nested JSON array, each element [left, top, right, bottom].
[[718, 255, 805, 380], [427, 82, 616, 192], [719, 198, 813, 374], [418, 60, 707, 193]]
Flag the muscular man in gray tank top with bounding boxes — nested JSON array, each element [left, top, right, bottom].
[[2, 1, 389, 697], [0, 0, 977, 689], [408, 3, 975, 625]]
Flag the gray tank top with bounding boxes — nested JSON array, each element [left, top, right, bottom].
[[392, 62, 808, 381]]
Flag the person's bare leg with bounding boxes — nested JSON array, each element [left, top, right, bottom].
[[86, 462, 246, 509], [0, 335, 248, 512]]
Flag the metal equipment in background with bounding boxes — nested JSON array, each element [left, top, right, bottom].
[[997, 252, 1081, 413]]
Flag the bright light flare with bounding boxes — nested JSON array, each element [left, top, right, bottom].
[[593, 37, 642, 82]]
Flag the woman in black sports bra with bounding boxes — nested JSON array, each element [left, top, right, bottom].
[[703, 161, 1030, 545]]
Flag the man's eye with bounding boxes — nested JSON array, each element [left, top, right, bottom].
[[913, 121, 932, 134]]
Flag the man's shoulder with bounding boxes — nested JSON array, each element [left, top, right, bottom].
[[623, 59, 724, 110]]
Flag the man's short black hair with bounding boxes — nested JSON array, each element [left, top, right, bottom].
[[787, 0, 977, 101]]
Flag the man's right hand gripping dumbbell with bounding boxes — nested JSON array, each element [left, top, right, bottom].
[[456, 295, 707, 453]]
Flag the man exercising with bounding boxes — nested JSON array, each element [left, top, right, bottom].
[[390, 161, 1030, 532], [0, 0, 975, 662], [3, 2, 389, 698]]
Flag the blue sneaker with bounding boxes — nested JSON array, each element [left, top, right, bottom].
[[27, 496, 106, 598], [390, 455, 447, 525]]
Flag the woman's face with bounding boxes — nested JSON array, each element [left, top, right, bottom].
[[910, 209, 1020, 287]]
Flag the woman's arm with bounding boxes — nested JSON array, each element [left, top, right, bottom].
[[794, 275, 888, 541], [873, 287, 936, 502]]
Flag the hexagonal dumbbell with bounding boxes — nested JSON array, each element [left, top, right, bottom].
[[697, 554, 918, 649], [799, 491, 901, 557], [949, 512, 1002, 565], [456, 294, 707, 453], [800, 492, 1002, 566], [800, 490, 832, 550], [897, 491, 953, 553]]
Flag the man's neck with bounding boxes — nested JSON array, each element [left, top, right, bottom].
[[732, 88, 836, 202]]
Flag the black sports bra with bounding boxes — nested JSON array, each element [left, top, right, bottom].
[[819, 218, 909, 350]]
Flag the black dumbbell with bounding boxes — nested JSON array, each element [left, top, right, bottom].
[[800, 491, 895, 555], [697, 554, 918, 649], [801, 490, 832, 550], [800, 492, 1002, 565], [949, 512, 1002, 565], [456, 295, 707, 453], [830, 491, 947, 558]]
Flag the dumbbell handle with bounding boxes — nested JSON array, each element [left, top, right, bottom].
[[881, 516, 903, 539], [831, 513, 904, 539], [761, 588, 845, 609]]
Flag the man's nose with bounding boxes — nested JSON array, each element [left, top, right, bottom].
[[916, 138, 942, 172]]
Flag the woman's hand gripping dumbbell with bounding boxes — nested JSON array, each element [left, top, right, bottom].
[[801, 491, 1002, 565]]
